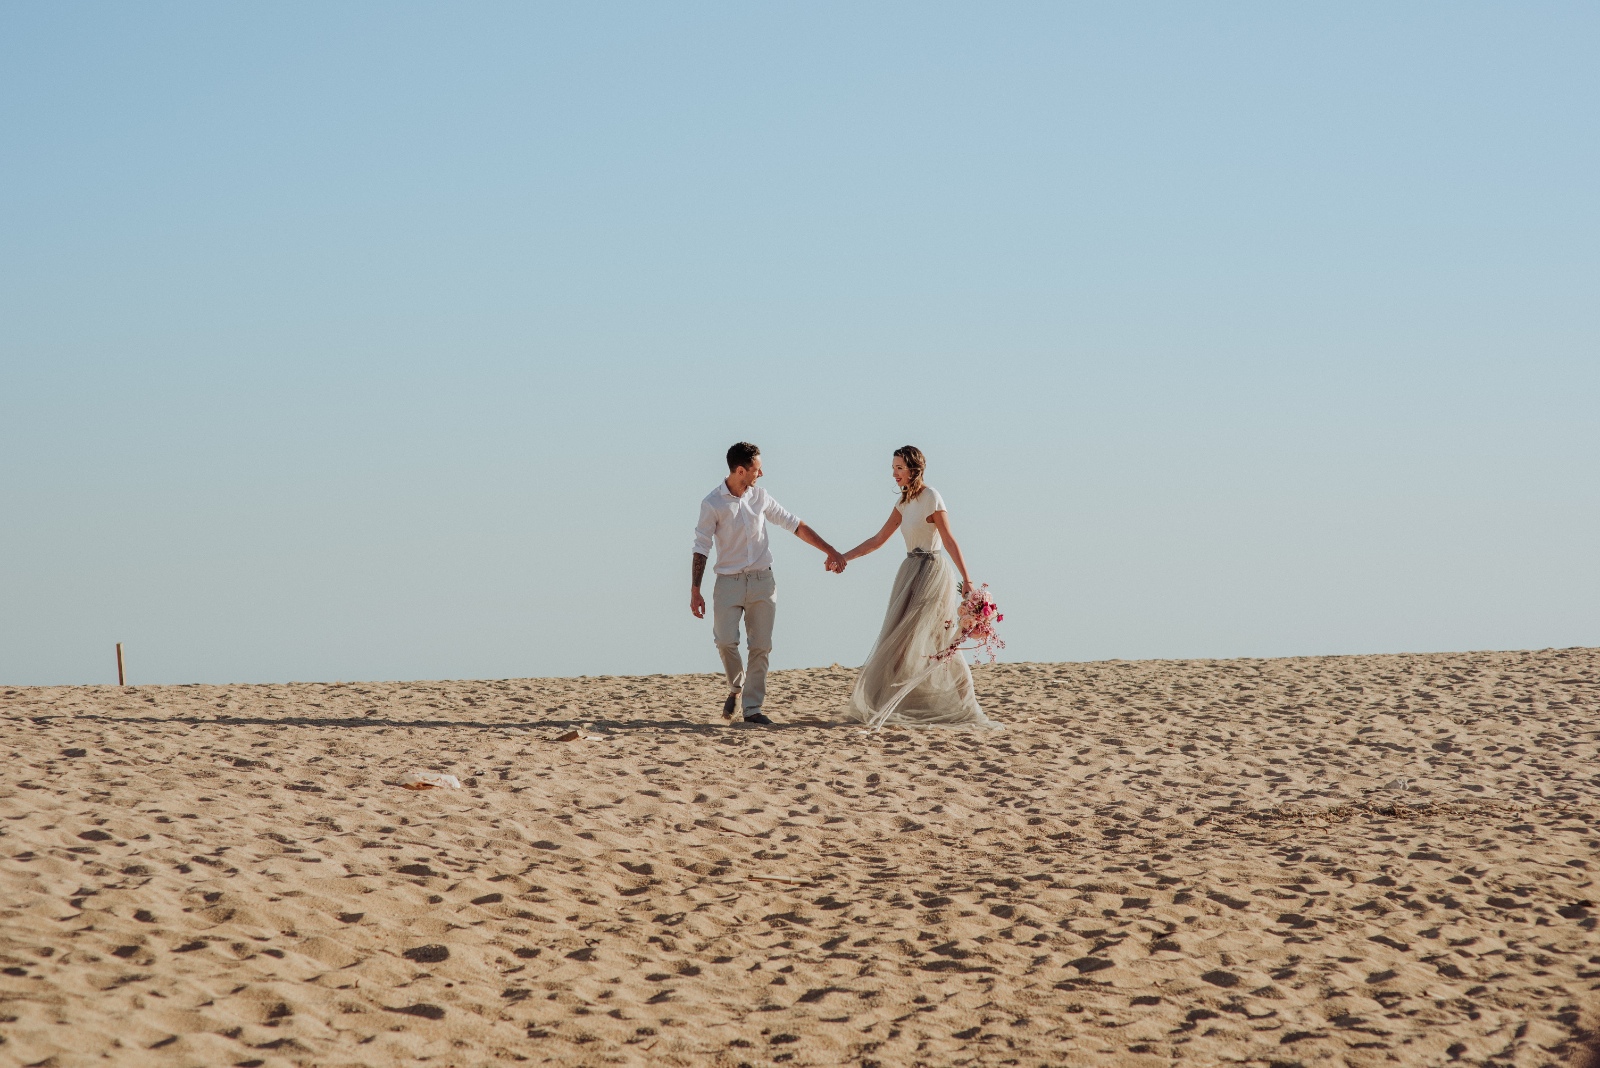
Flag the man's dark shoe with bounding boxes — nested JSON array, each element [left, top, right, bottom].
[[721, 692, 740, 719], [743, 712, 773, 725]]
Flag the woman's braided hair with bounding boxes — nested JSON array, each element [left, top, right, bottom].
[[894, 445, 926, 506]]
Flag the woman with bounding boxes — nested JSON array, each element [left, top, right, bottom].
[[840, 446, 998, 729]]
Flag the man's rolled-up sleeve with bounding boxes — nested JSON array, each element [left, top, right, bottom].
[[692, 498, 717, 558], [763, 494, 802, 534]]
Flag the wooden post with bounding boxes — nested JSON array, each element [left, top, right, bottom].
[[116, 643, 125, 687]]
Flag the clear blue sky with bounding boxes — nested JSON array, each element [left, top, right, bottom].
[[3, 3, 1596, 686]]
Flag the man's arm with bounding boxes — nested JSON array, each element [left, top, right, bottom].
[[795, 522, 847, 573], [691, 553, 708, 618], [691, 499, 716, 618], [764, 494, 846, 573]]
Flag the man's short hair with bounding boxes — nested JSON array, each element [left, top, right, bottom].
[[726, 442, 760, 472]]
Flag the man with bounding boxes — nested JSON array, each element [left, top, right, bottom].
[[692, 442, 845, 724]]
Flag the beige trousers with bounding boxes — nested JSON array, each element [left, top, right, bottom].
[[712, 568, 777, 714]]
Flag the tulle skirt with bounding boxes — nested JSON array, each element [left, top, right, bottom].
[[847, 550, 998, 729]]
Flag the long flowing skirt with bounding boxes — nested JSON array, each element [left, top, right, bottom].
[[847, 550, 998, 729]]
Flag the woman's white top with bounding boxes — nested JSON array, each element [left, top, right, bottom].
[[897, 485, 948, 552]]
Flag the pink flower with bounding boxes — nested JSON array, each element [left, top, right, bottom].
[[928, 583, 1006, 664]]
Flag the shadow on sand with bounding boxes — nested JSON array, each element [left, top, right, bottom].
[[31, 714, 855, 733]]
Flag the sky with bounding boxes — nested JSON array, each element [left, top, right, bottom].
[[2, 2, 1597, 686]]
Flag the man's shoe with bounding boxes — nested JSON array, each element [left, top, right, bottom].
[[721, 692, 740, 719], [743, 712, 773, 725]]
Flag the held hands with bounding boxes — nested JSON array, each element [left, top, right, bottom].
[[690, 588, 706, 618], [825, 550, 848, 574]]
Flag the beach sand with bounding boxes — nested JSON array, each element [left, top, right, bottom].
[[2, 649, 1597, 1067]]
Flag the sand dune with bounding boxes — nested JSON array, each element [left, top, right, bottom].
[[2, 649, 1597, 1066]]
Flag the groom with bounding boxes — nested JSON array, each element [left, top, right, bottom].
[[691, 442, 846, 724]]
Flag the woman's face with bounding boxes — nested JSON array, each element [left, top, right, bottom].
[[892, 456, 911, 488]]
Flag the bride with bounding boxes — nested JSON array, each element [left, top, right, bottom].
[[839, 446, 998, 729]]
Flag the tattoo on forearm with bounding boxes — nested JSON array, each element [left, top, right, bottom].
[[692, 553, 707, 589]]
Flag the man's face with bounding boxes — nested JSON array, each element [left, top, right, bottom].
[[730, 455, 763, 492]]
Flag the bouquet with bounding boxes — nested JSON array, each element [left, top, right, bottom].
[[934, 583, 1005, 663]]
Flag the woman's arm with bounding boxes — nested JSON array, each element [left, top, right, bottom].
[[929, 510, 972, 591], [842, 509, 902, 562]]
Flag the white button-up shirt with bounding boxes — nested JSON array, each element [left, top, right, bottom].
[[692, 481, 802, 576]]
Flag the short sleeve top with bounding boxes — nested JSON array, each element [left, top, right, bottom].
[[896, 485, 948, 552]]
